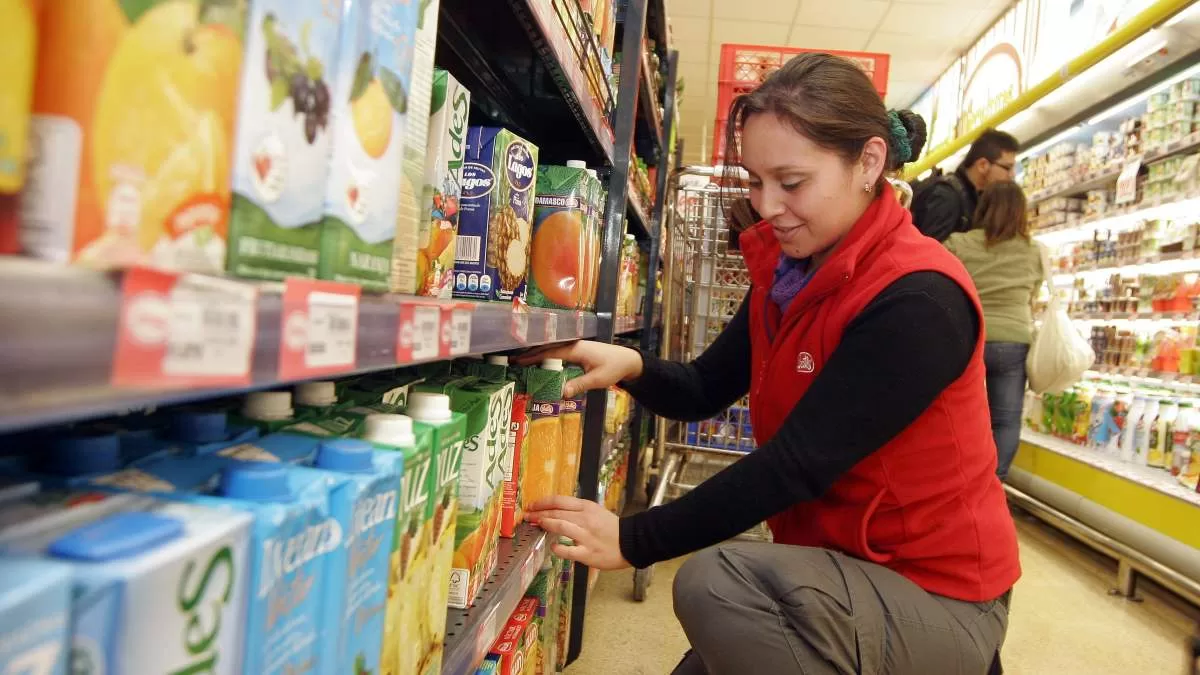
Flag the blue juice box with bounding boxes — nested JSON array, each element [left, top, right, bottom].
[[0, 558, 73, 675]]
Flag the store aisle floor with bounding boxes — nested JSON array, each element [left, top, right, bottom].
[[567, 513, 1198, 674]]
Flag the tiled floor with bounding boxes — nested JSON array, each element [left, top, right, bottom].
[[567, 514, 1199, 674]]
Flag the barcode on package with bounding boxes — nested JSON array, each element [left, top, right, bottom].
[[456, 235, 482, 263]]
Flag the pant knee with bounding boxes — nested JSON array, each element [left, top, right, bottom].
[[672, 547, 726, 627]]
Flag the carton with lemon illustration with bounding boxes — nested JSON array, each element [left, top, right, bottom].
[[22, 0, 246, 272], [225, 0, 343, 281], [319, 0, 419, 291]]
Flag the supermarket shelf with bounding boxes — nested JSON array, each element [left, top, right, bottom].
[[1052, 249, 1200, 284], [1033, 193, 1200, 244], [442, 525, 548, 675], [639, 49, 663, 149], [1085, 366, 1200, 391], [1027, 131, 1200, 206], [614, 315, 641, 335], [1020, 430, 1200, 508], [627, 186, 652, 238], [1071, 310, 1200, 323], [0, 257, 597, 433]]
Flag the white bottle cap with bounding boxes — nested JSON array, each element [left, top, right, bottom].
[[566, 160, 587, 169], [586, 169, 598, 179], [242, 392, 294, 421], [406, 392, 453, 422], [487, 355, 509, 366], [362, 414, 416, 447], [541, 358, 564, 371], [294, 381, 337, 407]]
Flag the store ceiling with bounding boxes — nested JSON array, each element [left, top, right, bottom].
[[669, 0, 1013, 164]]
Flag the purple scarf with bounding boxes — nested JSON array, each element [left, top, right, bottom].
[[769, 254, 814, 314]]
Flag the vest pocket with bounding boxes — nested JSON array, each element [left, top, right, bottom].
[[855, 487, 895, 565]]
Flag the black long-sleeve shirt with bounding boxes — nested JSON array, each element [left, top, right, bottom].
[[911, 168, 979, 242], [618, 271, 981, 569]]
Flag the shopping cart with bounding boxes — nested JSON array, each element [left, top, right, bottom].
[[633, 166, 771, 602]]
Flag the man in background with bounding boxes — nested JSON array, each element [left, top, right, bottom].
[[911, 129, 1020, 241]]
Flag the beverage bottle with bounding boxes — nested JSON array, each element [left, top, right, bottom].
[[1073, 384, 1094, 444], [1137, 396, 1161, 465], [1088, 388, 1114, 448], [1171, 401, 1194, 476], [1121, 395, 1147, 462], [1152, 398, 1180, 468], [1105, 388, 1133, 454]]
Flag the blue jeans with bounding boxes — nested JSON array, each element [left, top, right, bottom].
[[984, 342, 1029, 480]]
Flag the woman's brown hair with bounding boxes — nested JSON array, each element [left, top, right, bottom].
[[974, 180, 1030, 246]]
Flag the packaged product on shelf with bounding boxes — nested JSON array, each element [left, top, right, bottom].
[[475, 657, 499, 675], [555, 559, 573, 673], [319, 0, 419, 290], [1105, 389, 1132, 454], [22, 0, 246, 272], [1149, 398, 1179, 468], [559, 365, 586, 497], [453, 127, 540, 302], [583, 169, 604, 311], [522, 360, 565, 510], [1171, 403, 1195, 477], [1135, 395, 1160, 464], [403, 392, 467, 675], [0, 494, 252, 674], [1121, 394, 1146, 462], [1087, 388, 1114, 447], [390, 0, 442, 295], [1180, 422, 1200, 489], [414, 374, 512, 608], [525, 556, 565, 675], [294, 380, 342, 414], [360, 414, 434, 675], [235, 390, 305, 433], [0, 557, 71, 674], [225, 0, 342, 281], [414, 68, 471, 298], [487, 596, 539, 675], [343, 370, 426, 407], [478, 356, 531, 538], [529, 161, 591, 310], [0, 0, 37, 253], [1073, 385, 1093, 446]]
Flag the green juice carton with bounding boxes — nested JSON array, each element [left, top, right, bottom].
[[391, 0, 442, 295], [319, 0, 419, 290], [474, 355, 530, 538], [414, 375, 513, 608], [342, 371, 425, 407], [225, 0, 344, 280], [404, 392, 467, 675], [415, 68, 471, 298], [359, 414, 434, 675], [452, 127, 539, 302], [0, 557, 72, 675], [583, 169, 603, 310], [529, 162, 590, 310]]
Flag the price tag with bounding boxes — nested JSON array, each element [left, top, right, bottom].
[[1115, 158, 1141, 205], [450, 304, 473, 356], [543, 312, 558, 343], [575, 311, 586, 337], [279, 278, 359, 379], [113, 268, 257, 388], [511, 305, 530, 344], [397, 301, 441, 363]]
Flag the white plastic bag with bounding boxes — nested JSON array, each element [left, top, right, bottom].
[[1027, 244, 1094, 394]]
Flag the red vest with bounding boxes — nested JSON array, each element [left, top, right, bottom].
[[739, 191, 1020, 602]]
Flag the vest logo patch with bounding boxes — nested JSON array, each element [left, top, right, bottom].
[[796, 352, 815, 373]]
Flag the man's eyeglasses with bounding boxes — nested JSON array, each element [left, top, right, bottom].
[[991, 161, 1016, 174]]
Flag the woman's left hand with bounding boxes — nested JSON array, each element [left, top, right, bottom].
[[527, 496, 632, 570]]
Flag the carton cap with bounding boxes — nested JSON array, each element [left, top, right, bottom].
[[243, 392, 294, 421], [316, 439, 375, 473], [46, 434, 122, 475], [566, 160, 587, 169], [586, 169, 598, 179], [486, 355, 510, 366], [541, 358, 564, 371], [295, 381, 338, 407], [405, 393, 452, 422], [169, 411, 230, 443], [48, 512, 184, 561], [362, 414, 416, 447], [220, 462, 294, 502]]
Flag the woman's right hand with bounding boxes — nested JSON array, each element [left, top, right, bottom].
[[514, 340, 643, 397]]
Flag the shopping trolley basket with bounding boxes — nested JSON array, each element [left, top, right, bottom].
[[633, 166, 771, 602]]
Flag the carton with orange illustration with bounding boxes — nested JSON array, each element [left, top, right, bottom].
[[414, 68, 471, 298], [558, 365, 586, 497], [528, 162, 589, 310], [22, 0, 245, 272], [521, 360, 564, 510]]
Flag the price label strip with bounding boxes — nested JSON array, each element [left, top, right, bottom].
[[279, 278, 360, 379], [543, 311, 558, 343], [450, 304, 473, 356], [397, 301, 442, 363], [113, 268, 257, 388]]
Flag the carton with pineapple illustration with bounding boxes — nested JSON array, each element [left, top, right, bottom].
[[414, 68, 471, 298], [319, 0, 419, 291], [452, 127, 539, 302], [21, 0, 246, 272], [225, 0, 342, 281]]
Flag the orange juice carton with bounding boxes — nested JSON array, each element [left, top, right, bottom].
[[414, 68, 471, 298], [487, 596, 539, 675], [0, 557, 72, 675], [318, 0, 419, 291], [521, 360, 564, 510], [22, 0, 246, 271], [452, 127, 539, 302], [558, 365, 586, 497], [529, 162, 590, 310], [225, 0, 343, 281], [0, 0, 39, 252], [390, 0, 441, 295]]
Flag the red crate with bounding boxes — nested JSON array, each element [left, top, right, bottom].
[[712, 44, 890, 164]]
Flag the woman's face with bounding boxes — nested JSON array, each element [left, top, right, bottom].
[[741, 112, 885, 261]]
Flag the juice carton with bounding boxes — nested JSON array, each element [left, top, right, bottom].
[[558, 365, 586, 497], [359, 414, 434, 675], [390, 0, 442, 295], [0, 495, 253, 674], [225, 0, 343, 281], [0, 557, 72, 675], [234, 391, 305, 433], [319, 0, 419, 290], [524, 557, 565, 675], [343, 371, 425, 407], [22, 0, 247, 272], [478, 355, 531, 538], [453, 127, 540, 302], [293, 380, 342, 414], [404, 393, 467, 675], [0, 489, 134, 534], [556, 561, 574, 673], [529, 162, 591, 310], [211, 401, 403, 465], [0, 0, 38, 252], [581, 169, 603, 311], [414, 68, 471, 298], [487, 597, 538, 675], [522, 361, 565, 509], [415, 376, 513, 608], [476, 657, 500, 675]]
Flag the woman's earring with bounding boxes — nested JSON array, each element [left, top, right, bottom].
[[863, 182, 873, 193]]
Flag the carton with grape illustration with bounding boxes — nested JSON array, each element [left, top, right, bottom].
[[225, 1, 342, 281], [21, 0, 247, 273], [319, 0, 419, 291], [452, 127, 539, 302]]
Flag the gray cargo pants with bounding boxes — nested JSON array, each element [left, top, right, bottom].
[[670, 543, 1010, 675]]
